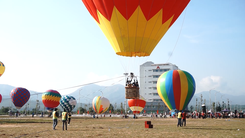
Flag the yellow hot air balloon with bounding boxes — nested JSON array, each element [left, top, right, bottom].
[[82, 0, 190, 57], [0, 61, 5, 77]]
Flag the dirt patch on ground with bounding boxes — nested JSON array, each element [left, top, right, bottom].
[[0, 124, 22, 128]]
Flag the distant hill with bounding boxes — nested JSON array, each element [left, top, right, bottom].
[[0, 84, 244, 111], [188, 90, 245, 109]]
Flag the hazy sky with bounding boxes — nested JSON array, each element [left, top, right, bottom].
[[0, 0, 244, 97]]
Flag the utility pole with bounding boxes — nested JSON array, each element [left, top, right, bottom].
[[124, 73, 128, 115], [204, 99, 206, 112], [200, 94, 203, 105], [79, 89, 82, 114], [196, 98, 198, 111]]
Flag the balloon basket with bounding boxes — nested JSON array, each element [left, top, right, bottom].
[[125, 86, 139, 99]]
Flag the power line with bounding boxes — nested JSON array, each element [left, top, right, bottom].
[[57, 75, 125, 91]]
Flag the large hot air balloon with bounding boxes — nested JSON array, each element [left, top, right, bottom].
[[60, 95, 77, 112], [10, 87, 30, 109], [0, 61, 5, 77], [42, 90, 61, 111], [82, 0, 190, 57], [92, 96, 110, 114], [128, 96, 146, 114], [0, 94, 2, 103], [157, 70, 196, 111]]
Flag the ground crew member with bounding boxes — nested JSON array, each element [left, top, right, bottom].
[[53, 108, 58, 130], [177, 111, 182, 127], [62, 109, 68, 130], [68, 112, 71, 125], [182, 111, 186, 126]]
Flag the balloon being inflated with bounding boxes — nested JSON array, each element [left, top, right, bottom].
[[157, 70, 196, 111]]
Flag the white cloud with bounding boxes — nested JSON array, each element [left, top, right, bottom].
[[198, 76, 222, 92]]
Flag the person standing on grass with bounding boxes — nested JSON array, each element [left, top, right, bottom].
[[62, 109, 68, 130], [68, 112, 71, 125], [53, 108, 59, 130], [177, 111, 182, 127], [182, 111, 186, 126]]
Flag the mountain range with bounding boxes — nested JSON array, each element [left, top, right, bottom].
[[0, 84, 244, 111]]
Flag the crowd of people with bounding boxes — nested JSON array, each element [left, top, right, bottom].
[[172, 111, 245, 119]]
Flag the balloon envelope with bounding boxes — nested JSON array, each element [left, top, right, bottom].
[[10, 87, 30, 109], [60, 95, 77, 112], [92, 96, 110, 114], [0, 94, 2, 103], [0, 61, 5, 77], [82, 0, 190, 57], [42, 90, 61, 111], [128, 96, 146, 114], [157, 70, 196, 111]]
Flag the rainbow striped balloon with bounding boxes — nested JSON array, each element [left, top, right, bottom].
[[92, 96, 110, 114], [157, 70, 195, 111]]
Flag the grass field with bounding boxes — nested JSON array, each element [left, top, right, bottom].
[[0, 116, 244, 138]]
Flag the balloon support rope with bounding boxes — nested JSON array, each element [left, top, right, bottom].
[[166, 7, 188, 63]]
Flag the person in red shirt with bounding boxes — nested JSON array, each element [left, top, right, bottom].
[[182, 112, 187, 126]]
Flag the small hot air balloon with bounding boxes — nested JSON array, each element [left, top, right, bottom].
[[128, 96, 146, 114], [10, 87, 30, 109], [60, 95, 77, 112], [0, 61, 5, 77], [92, 96, 110, 114], [157, 70, 196, 111], [42, 90, 61, 111], [0, 94, 2, 103]]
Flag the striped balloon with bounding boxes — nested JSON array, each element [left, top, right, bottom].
[[10, 87, 30, 109], [60, 95, 77, 112], [128, 96, 146, 114], [42, 90, 61, 111], [92, 96, 110, 114], [157, 70, 196, 111]]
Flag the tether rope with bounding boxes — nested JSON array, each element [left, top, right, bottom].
[[166, 6, 188, 63]]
